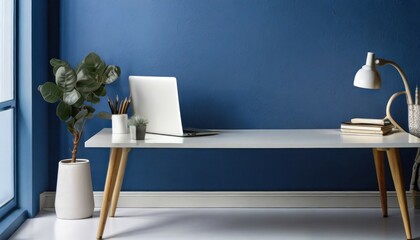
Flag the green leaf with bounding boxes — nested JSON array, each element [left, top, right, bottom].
[[76, 78, 102, 93], [97, 111, 112, 120], [50, 58, 68, 68], [75, 62, 83, 74], [38, 82, 62, 103], [103, 65, 121, 84], [75, 108, 88, 120], [84, 105, 96, 114], [55, 65, 77, 91], [84, 106, 95, 119], [82, 52, 106, 74], [56, 101, 72, 121], [50, 58, 70, 75], [63, 89, 81, 105], [76, 66, 98, 82], [73, 96, 84, 108], [93, 85, 106, 96], [86, 93, 100, 104]]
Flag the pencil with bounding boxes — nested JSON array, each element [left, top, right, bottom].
[[118, 98, 125, 114], [107, 96, 114, 114]]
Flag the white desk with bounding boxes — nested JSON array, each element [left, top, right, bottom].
[[85, 129, 420, 239]]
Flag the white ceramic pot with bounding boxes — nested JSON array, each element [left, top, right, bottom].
[[55, 159, 94, 219], [112, 114, 128, 134]]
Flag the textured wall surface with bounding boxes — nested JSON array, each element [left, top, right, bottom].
[[49, 0, 420, 191]]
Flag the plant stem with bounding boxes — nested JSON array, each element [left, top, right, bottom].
[[71, 118, 87, 163], [71, 131, 81, 163]]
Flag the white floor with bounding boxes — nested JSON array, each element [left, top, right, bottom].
[[10, 208, 420, 240]]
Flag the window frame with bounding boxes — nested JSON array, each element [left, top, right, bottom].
[[0, 0, 17, 220]]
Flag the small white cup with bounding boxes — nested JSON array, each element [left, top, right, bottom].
[[112, 114, 128, 134]]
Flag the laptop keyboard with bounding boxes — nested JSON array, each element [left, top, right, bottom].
[[183, 128, 202, 133]]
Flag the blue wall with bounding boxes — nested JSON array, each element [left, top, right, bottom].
[[49, 0, 420, 191]]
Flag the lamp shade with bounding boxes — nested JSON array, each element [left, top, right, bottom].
[[353, 52, 381, 89]]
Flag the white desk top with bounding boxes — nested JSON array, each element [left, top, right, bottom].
[[85, 128, 420, 149]]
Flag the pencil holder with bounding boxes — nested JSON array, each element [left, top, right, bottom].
[[408, 104, 420, 138], [112, 114, 128, 134]]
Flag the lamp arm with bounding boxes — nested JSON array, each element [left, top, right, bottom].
[[385, 91, 406, 132], [376, 58, 413, 105]]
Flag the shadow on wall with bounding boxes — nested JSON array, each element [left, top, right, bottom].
[[47, 0, 61, 188], [180, 93, 245, 129]]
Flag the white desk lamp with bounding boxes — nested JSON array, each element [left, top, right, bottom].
[[353, 52, 414, 132]]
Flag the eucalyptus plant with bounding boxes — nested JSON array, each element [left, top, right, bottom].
[[38, 52, 121, 163]]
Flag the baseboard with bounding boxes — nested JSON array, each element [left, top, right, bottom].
[[40, 191, 414, 210], [412, 190, 420, 209]]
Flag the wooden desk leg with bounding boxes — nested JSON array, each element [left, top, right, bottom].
[[373, 148, 388, 217], [109, 149, 122, 204], [386, 148, 412, 240], [110, 148, 131, 217], [96, 148, 122, 239]]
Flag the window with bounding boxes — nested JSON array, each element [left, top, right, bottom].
[[0, 0, 16, 218]]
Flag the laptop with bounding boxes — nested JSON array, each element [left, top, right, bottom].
[[128, 76, 219, 137]]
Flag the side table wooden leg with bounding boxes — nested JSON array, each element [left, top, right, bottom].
[[373, 148, 388, 217], [110, 148, 131, 217], [386, 148, 412, 240], [96, 148, 122, 239]]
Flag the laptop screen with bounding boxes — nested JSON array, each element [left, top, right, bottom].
[[128, 76, 184, 136]]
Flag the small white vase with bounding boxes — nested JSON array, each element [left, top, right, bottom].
[[112, 114, 128, 134], [55, 159, 94, 219]]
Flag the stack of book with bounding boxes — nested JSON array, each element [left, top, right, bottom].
[[341, 118, 394, 136]]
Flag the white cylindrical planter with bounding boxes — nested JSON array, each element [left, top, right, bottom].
[[55, 159, 94, 219], [112, 114, 128, 134]]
